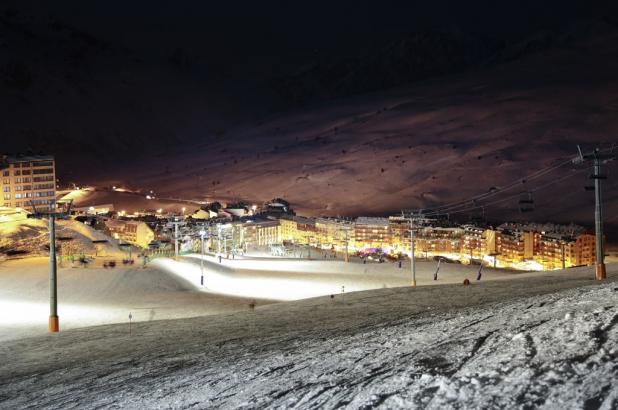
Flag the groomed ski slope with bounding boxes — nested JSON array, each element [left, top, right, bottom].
[[0, 257, 269, 342], [0, 252, 531, 341], [1, 264, 617, 409]]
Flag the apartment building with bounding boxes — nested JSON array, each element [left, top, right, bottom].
[[104, 219, 155, 249], [234, 219, 281, 249], [354, 217, 391, 249], [461, 225, 487, 260], [388, 216, 410, 253], [315, 218, 354, 250], [538, 232, 598, 269], [495, 229, 527, 266], [279, 216, 317, 245], [416, 226, 463, 256], [1, 154, 56, 213]]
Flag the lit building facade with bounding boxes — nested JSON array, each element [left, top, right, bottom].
[[354, 217, 391, 249], [104, 219, 155, 249], [315, 218, 354, 250], [234, 220, 281, 249], [416, 226, 463, 257], [280, 216, 316, 245], [1, 154, 56, 213], [495, 229, 527, 266], [388, 216, 409, 254], [537, 233, 598, 269], [461, 225, 487, 261]]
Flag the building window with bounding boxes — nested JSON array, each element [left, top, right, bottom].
[[3, 186, 9, 193], [33, 175, 53, 182], [3, 193, 10, 200], [2, 170, 8, 177], [33, 183, 53, 190], [33, 168, 54, 175], [33, 161, 53, 167]]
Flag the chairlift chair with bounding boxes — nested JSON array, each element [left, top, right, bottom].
[[590, 172, 607, 180], [518, 192, 535, 213]]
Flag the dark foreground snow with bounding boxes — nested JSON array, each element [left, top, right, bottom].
[[1, 266, 617, 409]]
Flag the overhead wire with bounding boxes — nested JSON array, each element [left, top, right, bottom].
[[419, 167, 589, 217], [407, 145, 617, 218], [412, 156, 575, 215]]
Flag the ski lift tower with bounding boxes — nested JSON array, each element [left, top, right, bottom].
[[573, 145, 615, 280], [29, 199, 73, 332], [404, 211, 419, 287], [169, 217, 184, 259]]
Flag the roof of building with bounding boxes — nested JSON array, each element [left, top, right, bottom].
[[316, 217, 354, 226], [290, 216, 315, 225], [355, 216, 389, 226], [104, 218, 144, 229], [2, 154, 55, 163], [497, 222, 586, 236]]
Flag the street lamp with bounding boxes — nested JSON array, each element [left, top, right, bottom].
[[199, 229, 206, 286]]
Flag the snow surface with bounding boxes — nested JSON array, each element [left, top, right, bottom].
[[0, 253, 524, 342], [0, 218, 121, 258], [158, 253, 540, 301], [0, 258, 270, 342], [0, 264, 616, 409]]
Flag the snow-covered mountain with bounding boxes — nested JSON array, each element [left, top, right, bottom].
[[117, 23, 618, 229], [271, 29, 497, 104]]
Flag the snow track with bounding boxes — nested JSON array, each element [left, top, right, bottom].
[[1, 266, 617, 409]]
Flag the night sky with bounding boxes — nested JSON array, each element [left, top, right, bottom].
[[6, 0, 617, 119]]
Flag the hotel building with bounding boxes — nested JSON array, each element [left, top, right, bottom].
[[1, 154, 56, 213]]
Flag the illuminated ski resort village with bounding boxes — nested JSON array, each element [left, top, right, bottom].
[[2, 2, 618, 409]]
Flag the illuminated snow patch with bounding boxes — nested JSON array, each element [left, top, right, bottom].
[[0, 299, 112, 327], [152, 258, 348, 301]]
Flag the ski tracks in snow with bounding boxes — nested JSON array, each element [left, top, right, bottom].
[[1, 284, 618, 409]]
